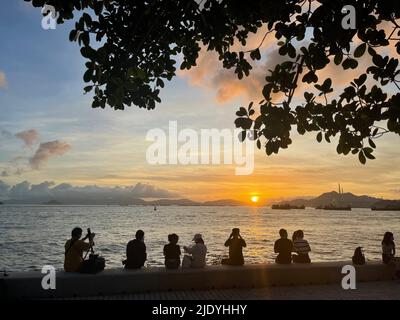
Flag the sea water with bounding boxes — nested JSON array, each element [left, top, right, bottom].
[[0, 205, 398, 271]]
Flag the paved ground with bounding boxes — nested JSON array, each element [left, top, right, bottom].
[[64, 281, 400, 300]]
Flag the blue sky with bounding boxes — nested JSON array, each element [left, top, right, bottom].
[[1, 0, 400, 202]]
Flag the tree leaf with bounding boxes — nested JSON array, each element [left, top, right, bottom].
[[358, 151, 366, 164], [354, 43, 366, 58]]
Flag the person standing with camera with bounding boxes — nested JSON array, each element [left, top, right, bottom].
[[64, 227, 95, 272]]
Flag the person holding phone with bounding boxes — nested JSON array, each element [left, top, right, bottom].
[[64, 227, 95, 272], [221, 228, 246, 266]]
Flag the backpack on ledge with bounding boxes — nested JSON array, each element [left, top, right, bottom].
[[352, 247, 366, 265], [80, 254, 105, 274]]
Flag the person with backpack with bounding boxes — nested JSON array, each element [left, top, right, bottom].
[[64, 227, 95, 272], [352, 247, 366, 265]]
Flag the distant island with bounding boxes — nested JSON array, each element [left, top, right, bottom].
[[274, 191, 400, 210], [1, 197, 247, 206], [2, 191, 400, 209], [42, 200, 63, 205], [271, 204, 305, 210]]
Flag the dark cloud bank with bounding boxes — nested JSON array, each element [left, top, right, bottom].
[[0, 181, 179, 205]]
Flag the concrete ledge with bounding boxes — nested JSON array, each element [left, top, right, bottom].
[[1, 261, 397, 299]]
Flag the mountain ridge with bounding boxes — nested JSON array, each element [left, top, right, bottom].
[[2, 197, 247, 206], [275, 191, 387, 208]]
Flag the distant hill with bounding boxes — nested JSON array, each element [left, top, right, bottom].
[[202, 199, 246, 206], [276, 191, 383, 208], [2, 197, 247, 206], [42, 200, 63, 205], [146, 198, 201, 206], [4, 192, 396, 208]]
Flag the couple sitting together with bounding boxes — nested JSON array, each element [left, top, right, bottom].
[[274, 228, 311, 264], [164, 233, 207, 269]]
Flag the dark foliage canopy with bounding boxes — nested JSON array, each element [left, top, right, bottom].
[[27, 0, 400, 163]]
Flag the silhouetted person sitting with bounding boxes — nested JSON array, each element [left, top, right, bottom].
[[274, 229, 293, 264], [64, 227, 95, 272], [221, 228, 246, 266], [183, 233, 207, 268], [382, 231, 396, 265], [124, 230, 146, 269], [164, 233, 181, 269], [352, 247, 366, 265], [292, 230, 311, 263]]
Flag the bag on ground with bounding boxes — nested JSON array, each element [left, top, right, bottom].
[[80, 254, 105, 274]]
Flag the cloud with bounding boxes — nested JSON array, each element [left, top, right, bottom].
[[0, 180, 10, 195], [9, 180, 30, 198], [0, 180, 179, 203], [29, 140, 71, 169], [14, 168, 24, 175], [1, 129, 12, 138], [15, 129, 39, 146], [179, 48, 285, 104], [0, 129, 13, 146], [128, 182, 177, 198], [0, 71, 6, 89], [179, 19, 397, 106], [1, 170, 9, 177], [178, 28, 279, 104]]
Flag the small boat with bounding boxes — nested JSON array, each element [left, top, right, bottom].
[[154, 206, 157, 211], [371, 207, 400, 211], [271, 204, 305, 210]]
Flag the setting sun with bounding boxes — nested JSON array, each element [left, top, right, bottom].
[[251, 196, 259, 203]]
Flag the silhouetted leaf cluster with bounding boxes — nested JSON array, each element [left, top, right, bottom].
[[26, 0, 400, 163]]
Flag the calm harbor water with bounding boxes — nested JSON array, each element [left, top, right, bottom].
[[0, 205, 398, 272]]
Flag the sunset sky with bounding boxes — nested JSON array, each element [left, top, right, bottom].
[[1, 0, 400, 203]]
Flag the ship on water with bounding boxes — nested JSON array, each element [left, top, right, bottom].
[[371, 207, 400, 211], [271, 204, 305, 210], [371, 199, 400, 211], [316, 184, 352, 211]]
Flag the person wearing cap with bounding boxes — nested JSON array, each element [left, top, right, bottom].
[[182, 233, 207, 268], [221, 228, 246, 266]]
